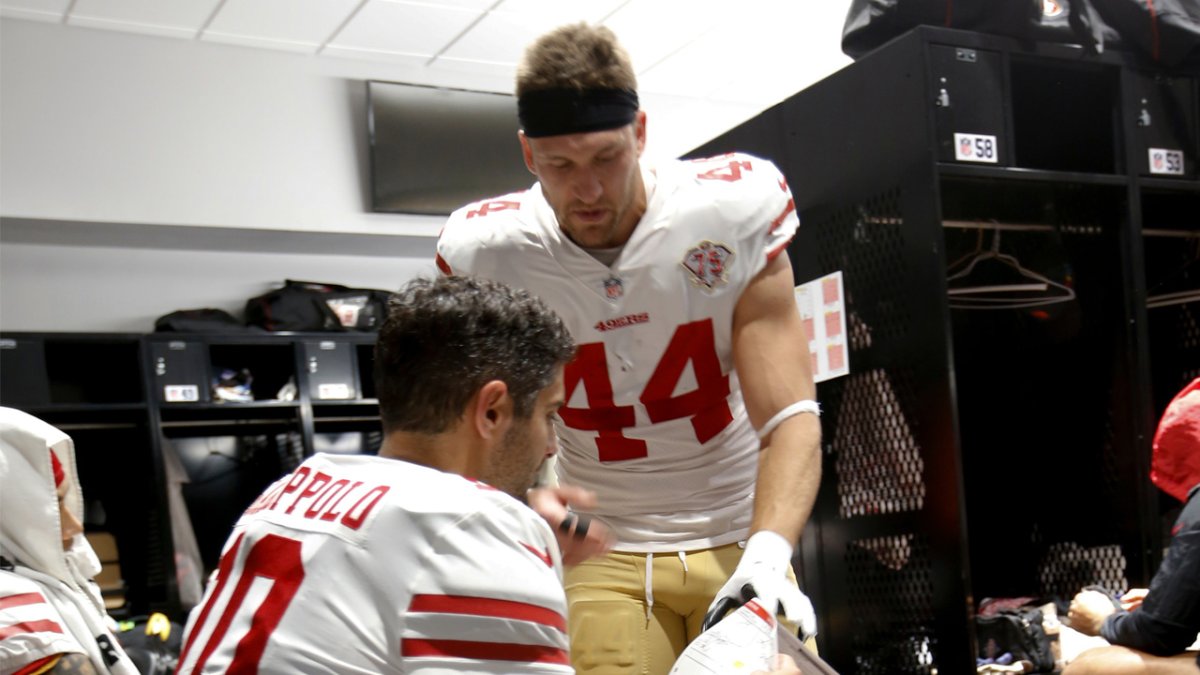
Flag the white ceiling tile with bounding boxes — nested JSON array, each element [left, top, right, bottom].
[[330, 1, 482, 57], [64, 15, 200, 39], [636, 36, 735, 98], [204, 0, 361, 46], [200, 32, 321, 54], [493, 0, 625, 21], [602, 0, 735, 73], [0, 7, 64, 22], [321, 44, 431, 66], [428, 56, 516, 84], [399, 0, 496, 9], [1, 0, 67, 17], [69, 0, 219, 32], [439, 8, 584, 64]]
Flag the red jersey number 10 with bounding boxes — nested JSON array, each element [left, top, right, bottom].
[[177, 533, 305, 673], [558, 319, 733, 462]]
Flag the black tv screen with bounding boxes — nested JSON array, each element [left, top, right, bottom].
[[368, 81, 533, 216]]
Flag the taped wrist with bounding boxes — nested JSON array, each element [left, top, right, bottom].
[[740, 530, 793, 572]]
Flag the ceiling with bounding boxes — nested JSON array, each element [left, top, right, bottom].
[[0, 0, 853, 157]]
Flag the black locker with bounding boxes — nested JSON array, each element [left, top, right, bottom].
[[690, 25, 1194, 674], [301, 340, 359, 401], [928, 44, 1009, 165], [1129, 71, 1198, 179], [0, 337, 50, 406], [149, 340, 209, 404]]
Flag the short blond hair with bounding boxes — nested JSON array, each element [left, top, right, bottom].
[[516, 23, 637, 97]]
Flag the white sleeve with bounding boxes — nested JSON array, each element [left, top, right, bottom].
[[401, 509, 572, 674], [755, 159, 800, 264], [0, 573, 86, 673], [435, 196, 524, 278]]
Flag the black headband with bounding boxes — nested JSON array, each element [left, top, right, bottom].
[[517, 88, 639, 138]]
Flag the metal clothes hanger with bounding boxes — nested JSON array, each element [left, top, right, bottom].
[[1147, 239, 1200, 310], [946, 229, 1076, 310]]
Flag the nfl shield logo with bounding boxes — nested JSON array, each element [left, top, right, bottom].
[[960, 137, 973, 157], [682, 241, 734, 289], [603, 277, 623, 300]]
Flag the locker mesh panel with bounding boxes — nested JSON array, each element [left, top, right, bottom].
[[834, 369, 926, 518], [813, 189, 927, 519], [815, 191, 913, 352], [846, 535, 937, 674], [1038, 543, 1128, 598]]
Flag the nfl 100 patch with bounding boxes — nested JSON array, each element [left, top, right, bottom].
[[681, 240, 734, 289]]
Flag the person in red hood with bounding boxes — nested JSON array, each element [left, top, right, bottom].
[[0, 407, 139, 675], [1065, 379, 1200, 674]]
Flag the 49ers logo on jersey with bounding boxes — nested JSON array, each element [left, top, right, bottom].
[[682, 241, 734, 289]]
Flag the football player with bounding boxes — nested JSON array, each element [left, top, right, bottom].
[[176, 276, 580, 673], [1, 408, 139, 675], [436, 22, 822, 674]]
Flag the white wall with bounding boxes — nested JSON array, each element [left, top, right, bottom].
[[0, 14, 852, 332], [0, 18, 455, 331], [0, 18, 448, 237], [0, 240, 438, 331]]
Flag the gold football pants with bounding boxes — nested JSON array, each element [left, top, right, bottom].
[[564, 542, 808, 675]]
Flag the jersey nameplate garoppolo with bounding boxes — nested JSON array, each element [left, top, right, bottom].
[[176, 454, 571, 674]]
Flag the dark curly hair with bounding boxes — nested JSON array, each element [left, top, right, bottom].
[[374, 276, 575, 434]]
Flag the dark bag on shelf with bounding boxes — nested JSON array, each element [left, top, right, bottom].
[[1090, 0, 1200, 66], [154, 308, 254, 333], [841, 0, 1115, 59], [244, 280, 394, 332], [976, 607, 1056, 673]]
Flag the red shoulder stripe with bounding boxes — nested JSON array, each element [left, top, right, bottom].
[[0, 592, 46, 610], [768, 198, 796, 234], [766, 236, 794, 263], [0, 620, 64, 640], [14, 654, 60, 675], [409, 594, 566, 632], [402, 638, 569, 665]]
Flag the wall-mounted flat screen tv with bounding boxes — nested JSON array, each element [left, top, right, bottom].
[[368, 81, 533, 216]]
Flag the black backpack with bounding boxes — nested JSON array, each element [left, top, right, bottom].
[[976, 607, 1056, 673], [244, 280, 394, 332]]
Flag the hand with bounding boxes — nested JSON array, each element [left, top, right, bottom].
[[706, 531, 817, 638], [526, 484, 614, 566], [752, 654, 802, 675], [1119, 588, 1148, 612], [1068, 589, 1119, 636]]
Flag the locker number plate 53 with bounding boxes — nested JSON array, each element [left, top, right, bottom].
[[954, 133, 999, 163], [1149, 148, 1185, 176]]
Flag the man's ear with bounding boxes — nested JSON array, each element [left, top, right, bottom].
[[474, 380, 513, 440], [519, 131, 537, 175], [634, 110, 647, 156]]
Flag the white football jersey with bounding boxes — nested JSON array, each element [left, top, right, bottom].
[[437, 153, 800, 551], [0, 572, 86, 672], [176, 453, 572, 675]]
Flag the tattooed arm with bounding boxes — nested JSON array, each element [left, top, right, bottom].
[[51, 653, 101, 674]]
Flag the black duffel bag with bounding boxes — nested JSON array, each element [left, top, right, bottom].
[[1090, 0, 1200, 66], [245, 280, 394, 332], [841, 0, 1115, 59], [976, 607, 1056, 673]]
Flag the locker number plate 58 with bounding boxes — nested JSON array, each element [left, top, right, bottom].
[[954, 133, 999, 163]]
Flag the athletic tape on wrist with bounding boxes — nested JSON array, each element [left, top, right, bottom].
[[757, 400, 820, 442]]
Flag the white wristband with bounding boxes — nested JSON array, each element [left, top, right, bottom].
[[756, 399, 820, 441]]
